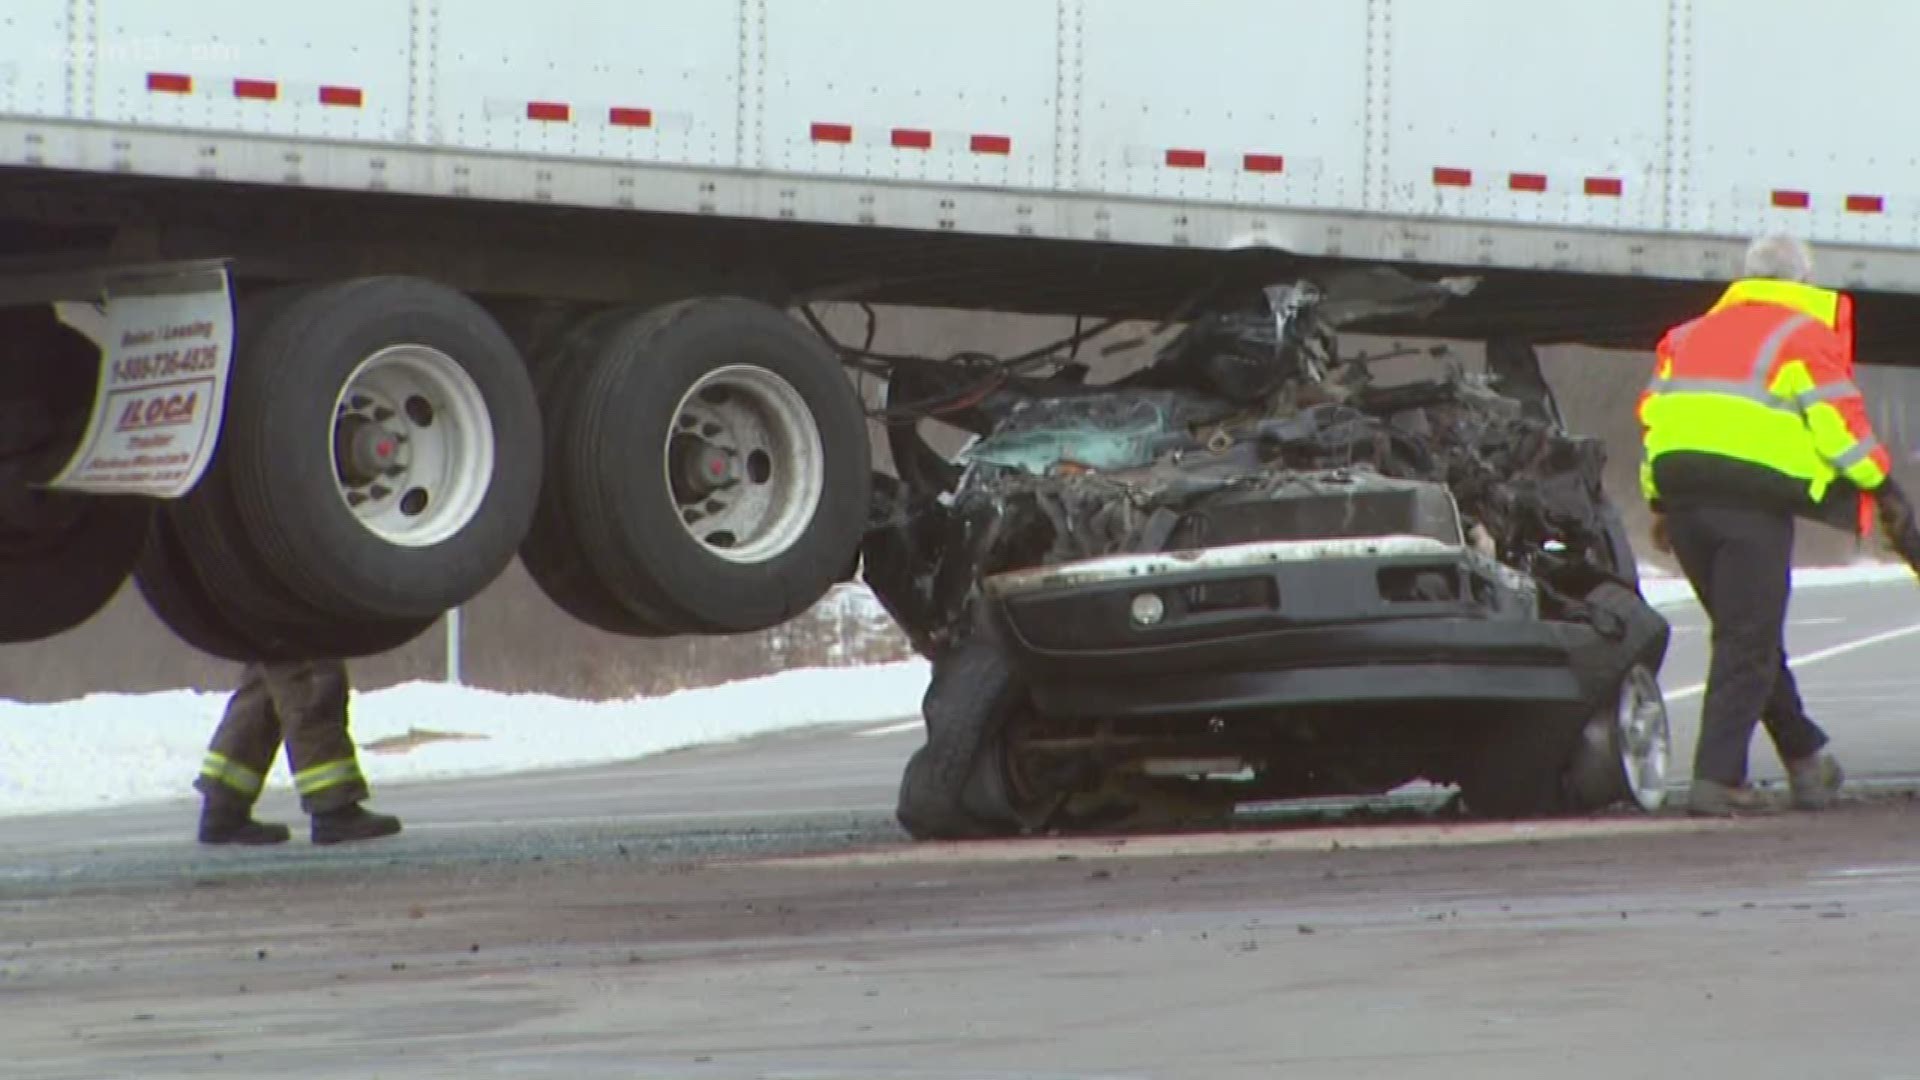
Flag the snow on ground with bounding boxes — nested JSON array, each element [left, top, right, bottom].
[[0, 659, 929, 818], [1, 561, 1914, 819]]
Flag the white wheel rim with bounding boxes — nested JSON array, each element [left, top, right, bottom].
[[330, 344, 494, 549], [1616, 664, 1670, 811], [663, 364, 825, 565]]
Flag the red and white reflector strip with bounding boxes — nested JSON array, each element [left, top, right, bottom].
[[1769, 191, 1889, 213], [1128, 147, 1287, 175], [807, 123, 1015, 156], [1431, 166, 1627, 198], [145, 71, 364, 107]]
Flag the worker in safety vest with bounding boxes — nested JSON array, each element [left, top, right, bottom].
[[1639, 233, 1888, 816], [193, 659, 403, 845]]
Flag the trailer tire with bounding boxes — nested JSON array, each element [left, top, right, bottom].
[[142, 506, 438, 661], [134, 510, 271, 661], [0, 492, 150, 643], [567, 298, 871, 634], [221, 277, 541, 621], [519, 307, 677, 636]]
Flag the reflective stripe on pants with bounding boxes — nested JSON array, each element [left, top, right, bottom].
[[199, 751, 265, 797], [294, 759, 365, 798]]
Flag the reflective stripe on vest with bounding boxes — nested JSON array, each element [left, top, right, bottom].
[[1644, 313, 1813, 412]]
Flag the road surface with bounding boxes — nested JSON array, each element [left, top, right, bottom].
[[3, 580, 1919, 1078]]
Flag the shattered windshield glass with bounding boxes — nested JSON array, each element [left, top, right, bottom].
[[851, 267, 1637, 655]]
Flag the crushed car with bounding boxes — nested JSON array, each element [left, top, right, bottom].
[[854, 268, 1674, 840]]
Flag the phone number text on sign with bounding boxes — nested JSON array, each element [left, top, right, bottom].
[[51, 283, 234, 498]]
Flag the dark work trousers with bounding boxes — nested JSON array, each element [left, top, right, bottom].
[[1665, 504, 1830, 785], [192, 659, 370, 814]]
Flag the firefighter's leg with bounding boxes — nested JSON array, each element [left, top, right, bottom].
[[193, 663, 294, 844], [262, 659, 401, 844]]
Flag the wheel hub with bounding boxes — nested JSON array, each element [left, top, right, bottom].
[[672, 434, 737, 499], [330, 345, 494, 549], [663, 365, 825, 565], [336, 415, 404, 487]]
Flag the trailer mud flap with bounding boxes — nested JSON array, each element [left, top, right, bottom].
[[39, 262, 234, 498]]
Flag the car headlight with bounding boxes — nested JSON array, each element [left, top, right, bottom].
[[1130, 592, 1167, 627]]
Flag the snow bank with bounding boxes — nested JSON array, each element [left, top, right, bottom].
[[0, 659, 929, 817]]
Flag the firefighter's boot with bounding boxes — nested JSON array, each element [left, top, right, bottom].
[[198, 799, 292, 845], [311, 803, 402, 845]]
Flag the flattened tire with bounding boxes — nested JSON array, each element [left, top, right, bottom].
[[897, 635, 1028, 841], [222, 277, 541, 621], [0, 493, 151, 643], [569, 299, 871, 634]]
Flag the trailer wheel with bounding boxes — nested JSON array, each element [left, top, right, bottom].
[[566, 298, 870, 634], [519, 307, 677, 635], [133, 510, 270, 661], [140, 506, 436, 661], [220, 277, 541, 621], [0, 491, 150, 643]]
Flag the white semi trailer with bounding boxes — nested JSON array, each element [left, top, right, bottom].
[[3, 0, 1917, 657]]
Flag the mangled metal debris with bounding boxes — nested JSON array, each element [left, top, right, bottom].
[[848, 267, 1673, 840]]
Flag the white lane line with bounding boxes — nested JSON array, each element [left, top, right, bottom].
[[857, 719, 924, 738], [1665, 620, 1920, 703]]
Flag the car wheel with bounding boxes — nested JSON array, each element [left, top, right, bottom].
[[565, 298, 871, 635], [897, 629, 1070, 840], [219, 277, 542, 621], [1566, 662, 1671, 812]]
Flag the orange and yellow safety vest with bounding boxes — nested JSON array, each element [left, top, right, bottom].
[[1639, 278, 1889, 532]]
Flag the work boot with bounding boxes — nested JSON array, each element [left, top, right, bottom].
[[198, 802, 292, 846], [1786, 751, 1845, 810], [1687, 779, 1770, 817], [310, 803, 402, 846]]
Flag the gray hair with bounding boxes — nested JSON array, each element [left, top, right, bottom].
[[1742, 233, 1815, 282]]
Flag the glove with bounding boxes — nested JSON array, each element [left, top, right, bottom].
[[1875, 479, 1920, 575], [1648, 512, 1672, 555]]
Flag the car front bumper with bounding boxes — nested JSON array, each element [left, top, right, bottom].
[[984, 535, 1628, 721]]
